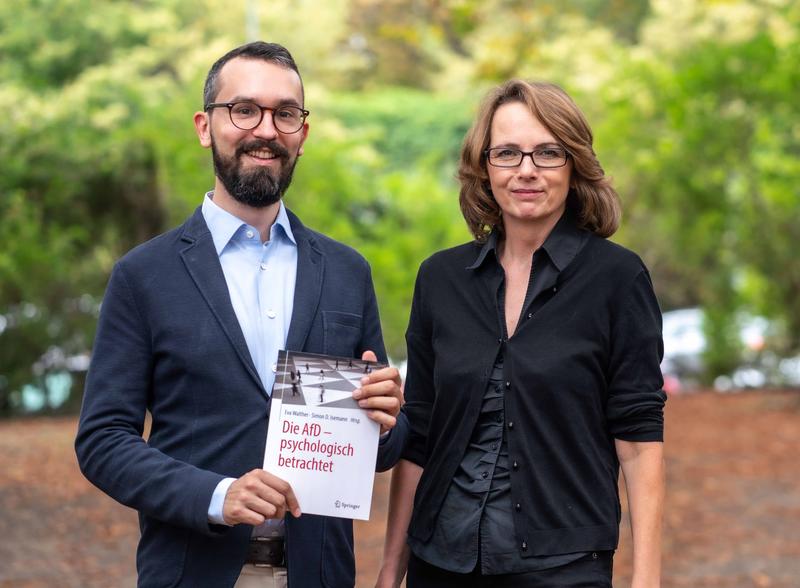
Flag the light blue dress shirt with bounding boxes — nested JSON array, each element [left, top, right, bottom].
[[201, 193, 297, 532]]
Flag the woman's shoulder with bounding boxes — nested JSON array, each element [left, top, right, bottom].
[[582, 233, 649, 275], [419, 241, 483, 274]]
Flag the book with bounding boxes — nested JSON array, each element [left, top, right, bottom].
[[262, 350, 383, 520]]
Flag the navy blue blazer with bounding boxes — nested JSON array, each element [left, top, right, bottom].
[[76, 207, 406, 587]]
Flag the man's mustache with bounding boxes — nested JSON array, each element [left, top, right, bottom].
[[235, 140, 290, 160]]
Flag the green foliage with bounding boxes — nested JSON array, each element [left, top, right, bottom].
[[2, 0, 799, 413]]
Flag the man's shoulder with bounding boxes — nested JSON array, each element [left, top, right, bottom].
[[287, 210, 370, 269], [116, 218, 193, 271]]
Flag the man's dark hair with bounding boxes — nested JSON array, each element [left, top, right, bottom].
[[203, 41, 303, 108]]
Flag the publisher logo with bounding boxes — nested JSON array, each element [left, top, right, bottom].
[[334, 500, 361, 512]]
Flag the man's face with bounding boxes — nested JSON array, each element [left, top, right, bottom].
[[196, 58, 308, 208]]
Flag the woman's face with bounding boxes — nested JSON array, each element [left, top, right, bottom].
[[486, 101, 572, 233]]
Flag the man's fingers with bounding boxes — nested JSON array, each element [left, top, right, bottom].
[[255, 469, 301, 518], [223, 469, 301, 525], [361, 349, 378, 363], [365, 409, 397, 434], [357, 394, 401, 413]]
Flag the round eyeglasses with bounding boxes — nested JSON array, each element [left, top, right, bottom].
[[205, 101, 309, 134], [484, 147, 569, 168]]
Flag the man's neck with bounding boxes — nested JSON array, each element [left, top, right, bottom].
[[211, 184, 281, 242]]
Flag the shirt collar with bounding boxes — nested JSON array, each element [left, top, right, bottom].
[[202, 192, 296, 255], [466, 209, 585, 272]]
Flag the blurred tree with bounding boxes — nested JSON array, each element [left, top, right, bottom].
[[0, 0, 236, 414]]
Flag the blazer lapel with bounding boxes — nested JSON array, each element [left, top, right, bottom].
[[285, 209, 324, 352], [178, 208, 265, 393]]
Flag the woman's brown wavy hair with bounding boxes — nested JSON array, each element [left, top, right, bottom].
[[458, 80, 621, 242]]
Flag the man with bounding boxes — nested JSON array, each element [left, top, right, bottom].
[[75, 42, 405, 588]]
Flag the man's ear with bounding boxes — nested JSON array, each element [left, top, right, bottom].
[[193, 111, 212, 148], [297, 121, 309, 156]]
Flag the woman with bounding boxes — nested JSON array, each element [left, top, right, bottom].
[[376, 80, 666, 588]]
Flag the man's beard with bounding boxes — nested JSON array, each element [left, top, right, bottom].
[[211, 138, 298, 208]]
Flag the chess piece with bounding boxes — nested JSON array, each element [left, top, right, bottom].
[[291, 382, 298, 396]]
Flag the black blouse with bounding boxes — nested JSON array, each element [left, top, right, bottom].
[[402, 212, 666, 558]]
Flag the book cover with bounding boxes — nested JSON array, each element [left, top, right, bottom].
[[262, 350, 383, 520]]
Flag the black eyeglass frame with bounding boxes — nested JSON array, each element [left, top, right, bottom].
[[204, 101, 310, 134], [484, 147, 571, 169]]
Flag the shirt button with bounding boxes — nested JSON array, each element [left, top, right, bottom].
[[508, 421, 514, 430], [481, 472, 488, 479], [552, 286, 557, 292], [260, 262, 268, 270], [521, 541, 527, 550], [512, 461, 519, 470], [505, 381, 511, 389], [515, 503, 521, 511], [266, 310, 277, 319], [491, 443, 498, 451], [527, 312, 533, 319], [245, 230, 254, 239]]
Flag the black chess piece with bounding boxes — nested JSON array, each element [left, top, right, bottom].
[[291, 382, 298, 396], [319, 384, 325, 403], [296, 369, 301, 382], [319, 369, 324, 380], [335, 359, 339, 370], [348, 359, 353, 368], [364, 362, 370, 374], [290, 370, 296, 383], [305, 363, 309, 373]]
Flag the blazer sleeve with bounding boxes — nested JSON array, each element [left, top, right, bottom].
[[75, 263, 225, 536], [355, 263, 409, 472]]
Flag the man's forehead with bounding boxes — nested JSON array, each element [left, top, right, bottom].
[[216, 57, 303, 102]]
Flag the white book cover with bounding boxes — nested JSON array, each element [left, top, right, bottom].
[[262, 350, 382, 520]]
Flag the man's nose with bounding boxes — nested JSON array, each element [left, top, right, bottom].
[[251, 109, 279, 139]]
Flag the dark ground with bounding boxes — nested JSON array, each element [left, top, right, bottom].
[[1, 390, 798, 587]]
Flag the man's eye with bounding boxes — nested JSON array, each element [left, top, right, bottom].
[[276, 108, 297, 119], [233, 104, 257, 116]]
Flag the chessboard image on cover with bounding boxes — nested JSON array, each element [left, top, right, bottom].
[[273, 350, 384, 409]]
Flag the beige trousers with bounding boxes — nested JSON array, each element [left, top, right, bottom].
[[233, 564, 288, 588]]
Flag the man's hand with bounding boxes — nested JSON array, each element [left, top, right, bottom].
[[222, 469, 301, 526], [353, 350, 403, 435]]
